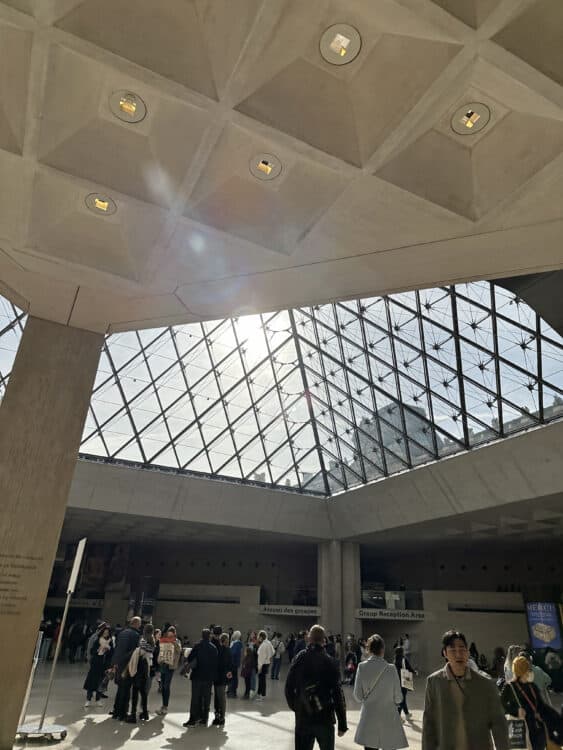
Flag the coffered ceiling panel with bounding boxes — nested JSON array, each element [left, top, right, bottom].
[[19, 170, 167, 282], [56, 0, 261, 98], [186, 124, 349, 255], [38, 45, 213, 208], [376, 59, 563, 221], [0, 0, 560, 332], [493, 0, 563, 85], [0, 21, 32, 154], [431, 0, 502, 28], [1, 0, 34, 14], [237, 0, 462, 166]]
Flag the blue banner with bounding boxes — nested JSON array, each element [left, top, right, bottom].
[[526, 602, 562, 650]]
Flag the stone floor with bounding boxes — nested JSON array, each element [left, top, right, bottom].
[[16, 663, 426, 750]]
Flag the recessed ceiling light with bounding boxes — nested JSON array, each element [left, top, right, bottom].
[[451, 102, 491, 135], [109, 90, 147, 124], [320, 24, 361, 66], [249, 153, 282, 181], [85, 193, 117, 216]]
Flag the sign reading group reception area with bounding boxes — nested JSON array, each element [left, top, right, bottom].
[[258, 605, 321, 617], [355, 608, 425, 621]]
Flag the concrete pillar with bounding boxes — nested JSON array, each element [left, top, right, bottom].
[[318, 541, 362, 639], [342, 541, 361, 637], [0, 316, 102, 749], [317, 540, 343, 635]]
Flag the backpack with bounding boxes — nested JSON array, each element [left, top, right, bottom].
[[299, 679, 331, 716]]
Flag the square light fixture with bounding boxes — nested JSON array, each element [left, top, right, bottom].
[[85, 193, 117, 216], [320, 24, 361, 66], [257, 159, 273, 176], [330, 33, 351, 57], [94, 198, 110, 211], [451, 102, 491, 135], [119, 94, 138, 116], [461, 110, 480, 129], [109, 90, 147, 124], [249, 153, 282, 181]]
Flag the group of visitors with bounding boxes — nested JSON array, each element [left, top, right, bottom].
[[80, 617, 563, 750], [82, 619, 280, 726]]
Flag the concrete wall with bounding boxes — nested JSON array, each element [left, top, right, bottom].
[[153, 584, 316, 641], [361, 590, 528, 675], [362, 543, 562, 593], [129, 541, 317, 603]]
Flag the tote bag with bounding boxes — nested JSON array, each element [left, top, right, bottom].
[[400, 659, 414, 691], [507, 718, 531, 750]]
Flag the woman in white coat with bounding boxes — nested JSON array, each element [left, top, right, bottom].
[[353, 634, 408, 750]]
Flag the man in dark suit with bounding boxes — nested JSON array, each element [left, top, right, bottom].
[[111, 616, 141, 721], [183, 629, 218, 727]]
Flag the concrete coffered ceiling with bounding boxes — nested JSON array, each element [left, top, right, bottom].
[[0, 0, 561, 333]]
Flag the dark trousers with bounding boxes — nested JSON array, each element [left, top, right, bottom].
[[295, 723, 335, 750], [214, 682, 226, 719], [160, 665, 174, 707], [271, 657, 282, 679], [227, 671, 239, 696], [190, 679, 213, 723], [244, 675, 252, 697], [258, 664, 269, 696], [113, 674, 133, 718], [397, 687, 409, 715], [131, 685, 148, 716]]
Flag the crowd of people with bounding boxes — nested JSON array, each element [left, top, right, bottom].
[[73, 616, 563, 750]]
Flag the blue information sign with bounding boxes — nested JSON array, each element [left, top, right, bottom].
[[526, 602, 562, 650]]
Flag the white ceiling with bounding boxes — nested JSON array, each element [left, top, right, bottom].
[[0, 0, 562, 333]]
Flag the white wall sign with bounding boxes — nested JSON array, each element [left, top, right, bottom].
[[355, 608, 425, 621], [259, 605, 321, 617]]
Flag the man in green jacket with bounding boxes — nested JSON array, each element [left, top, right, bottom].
[[422, 629, 509, 750]]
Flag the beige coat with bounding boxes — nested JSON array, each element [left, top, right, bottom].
[[422, 665, 509, 750]]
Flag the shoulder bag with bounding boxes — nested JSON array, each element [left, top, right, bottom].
[[362, 663, 387, 701], [400, 659, 414, 691], [506, 683, 532, 750]]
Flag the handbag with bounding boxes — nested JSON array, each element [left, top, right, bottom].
[[400, 659, 414, 691], [507, 684, 532, 750], [507, 718, 531, 750]]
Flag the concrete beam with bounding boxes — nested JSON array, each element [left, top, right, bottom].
[[329, 420, 563, 540], [67, 460, 334, 541]]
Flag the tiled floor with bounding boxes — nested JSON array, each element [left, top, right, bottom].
[[16, 663, 426, 749]]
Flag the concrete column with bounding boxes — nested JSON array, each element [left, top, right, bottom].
[[317, 540, 342, 635], [0, 316, 102, 749], [342, 541, 361, 637]]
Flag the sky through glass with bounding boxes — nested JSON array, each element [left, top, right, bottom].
[[1, 281, 562, 497]]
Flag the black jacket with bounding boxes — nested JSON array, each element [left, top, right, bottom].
[[188, 638, 218, 682], [285, 644, 347, 732], [112, 626, 141, 671], [215, 643, 234, 685]]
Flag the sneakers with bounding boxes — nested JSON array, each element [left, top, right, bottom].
[[139, 711, 149, 721], [255, 695, 265, 702], [156, 706, 168, 715], [249, 690, 255, 699], [84, 700, 91, 708]]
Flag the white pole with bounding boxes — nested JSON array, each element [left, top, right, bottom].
[[37, 538, 87, 731], [18, 632, 43, 727]]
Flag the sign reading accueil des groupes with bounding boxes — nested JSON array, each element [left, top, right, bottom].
[[526, 602, 562, 650]]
